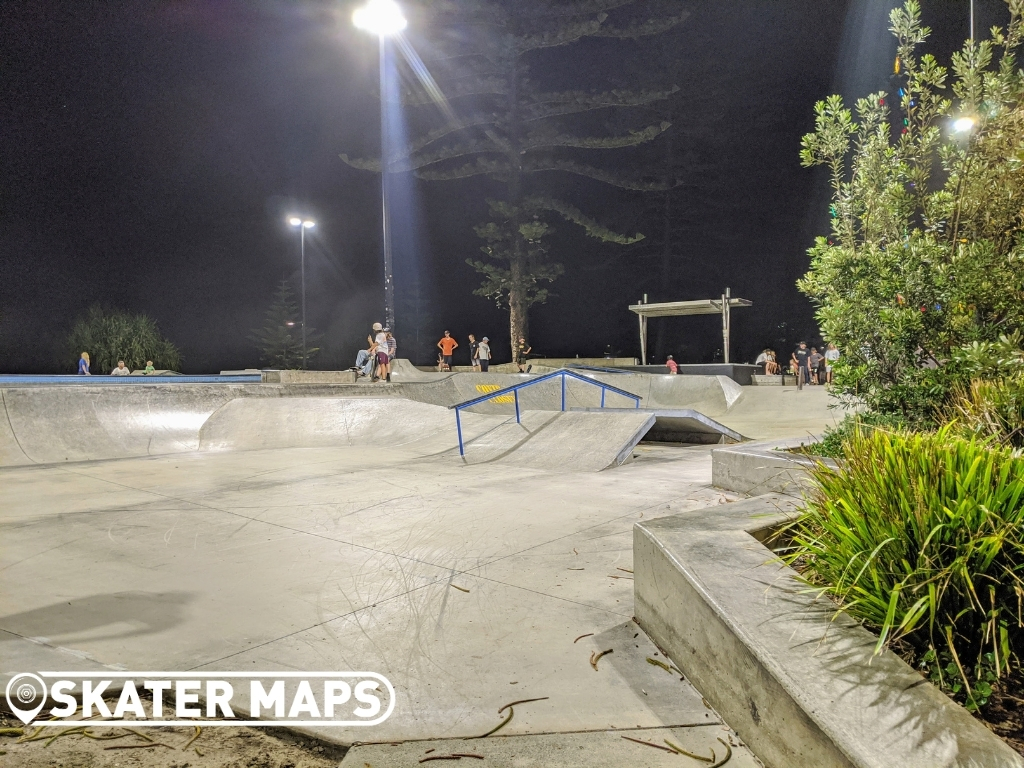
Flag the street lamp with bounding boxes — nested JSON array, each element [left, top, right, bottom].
[[354, 0, 407, 332], [288, 216, 316, 368]]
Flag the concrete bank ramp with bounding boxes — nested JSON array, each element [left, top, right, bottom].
[[458, 410, 655, 472], [200, 397, 496, 455], [0, 385, 240, 465]]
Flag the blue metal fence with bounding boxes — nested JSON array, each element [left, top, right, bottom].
[[448, 368, 642, 456]]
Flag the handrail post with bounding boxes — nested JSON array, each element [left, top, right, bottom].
[[561, 373, 566, 412], [601, 388, 606, 408], [514, 389, 521, 423], [455, 408, 465, 456]]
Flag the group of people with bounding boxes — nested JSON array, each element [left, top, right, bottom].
[[353, 323, 396, 382], [77, 353, 156, 376], [755, 342, 839, 385], [435, 333, 532, 373]]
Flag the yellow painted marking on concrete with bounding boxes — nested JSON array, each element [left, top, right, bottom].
[[476, 383, 515, 403]]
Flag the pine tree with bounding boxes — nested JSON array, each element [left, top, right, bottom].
[[251, 281, 319, 369], [343, 0, 686, 357]]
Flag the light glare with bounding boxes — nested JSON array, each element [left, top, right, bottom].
[[303, 220, 315, 229], [953, 116, 975, 132], [353, 0, 407, 37], [288, 217, 302, 226]]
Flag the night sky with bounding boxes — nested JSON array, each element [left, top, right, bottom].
[[0, 0, 1001, 372]]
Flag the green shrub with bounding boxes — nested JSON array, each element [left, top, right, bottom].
[[945, 377, 1024, 450], [798, 412, 908, 459], [785, 427, 1024, 710]]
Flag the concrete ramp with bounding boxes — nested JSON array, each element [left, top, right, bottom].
[[199, 398, 498, 455], [448, 408, 659, 471], [0, 385, 239, 465], [0, 392, 32, 466]]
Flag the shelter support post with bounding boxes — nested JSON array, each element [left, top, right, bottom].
[[722, 286, 731, 364]]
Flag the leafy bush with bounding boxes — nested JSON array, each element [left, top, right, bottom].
[[801, 412, 908, 458], [68, 306, 181, 373], [785, 427, 1024, 710], [945, 377, 1024, 449], [798, 1, 1024, 421]]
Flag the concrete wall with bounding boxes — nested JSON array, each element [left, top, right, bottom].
[[634, 496, 1024, 768]]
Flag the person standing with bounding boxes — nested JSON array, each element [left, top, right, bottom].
[[437, 331, 458, 371], [477, 336, 492, 372], [808, 347, 824, 385], [792, 342, 811, 386], [468, 334, 480, 372], [78, 352, 91, 375], [824, 343, 840, 384], [111, 360, 131, 376], [374, 325, 391, 383], [665, 355, 678, 374], [385, 328, 397, 361], [515, 337, 532, 373]]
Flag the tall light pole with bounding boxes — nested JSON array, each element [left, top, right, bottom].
[[354, 0, 407, 332], [288, 216, 316, 368]]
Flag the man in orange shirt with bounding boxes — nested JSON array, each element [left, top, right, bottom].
[[437, 330, 458, 371]]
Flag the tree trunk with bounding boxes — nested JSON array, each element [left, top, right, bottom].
[[506, 53, 529, 362]]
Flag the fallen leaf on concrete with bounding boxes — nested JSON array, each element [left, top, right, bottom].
[[497, 697, 548, 715], [573, 633, 594, 643], [590, 648, 613, 671], [450, 584, 470, 593], [617, 567, 633, 574], [620, 735, 676, 753], [664, 738, 714, 762]]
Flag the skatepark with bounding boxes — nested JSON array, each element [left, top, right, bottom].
[[0, 365, 840, 765]]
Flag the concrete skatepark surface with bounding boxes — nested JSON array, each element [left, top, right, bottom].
[[0, 367, 842, 763]]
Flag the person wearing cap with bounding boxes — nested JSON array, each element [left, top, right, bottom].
[[477, 336, 492, 372], [665, 355, 678, 374], [437, 330, 458, 372]]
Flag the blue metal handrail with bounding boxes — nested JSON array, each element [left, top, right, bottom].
[[448, 368, 642, 456]]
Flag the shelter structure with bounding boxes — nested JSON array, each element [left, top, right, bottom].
[[629, 288, 752, 365]]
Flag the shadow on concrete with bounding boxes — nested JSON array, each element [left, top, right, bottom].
[[0, 591, 194, 644]]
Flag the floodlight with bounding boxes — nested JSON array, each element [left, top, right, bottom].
[[952, 116, 976, 132], [288, 217, 303, 226], [353, 0, 407, 37], [302, 220, 315, 228]]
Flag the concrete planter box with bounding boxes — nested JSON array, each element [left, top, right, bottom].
[[634, 495, 1024, 768], [712, 437, 835, 496]]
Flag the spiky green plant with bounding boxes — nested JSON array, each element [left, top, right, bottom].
[[786, 427, 1024, 709], [67, 305, 181, 373], [945, 377, 1024, 449]]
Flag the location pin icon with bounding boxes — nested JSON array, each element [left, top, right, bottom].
[[5, 673, 48, 724]]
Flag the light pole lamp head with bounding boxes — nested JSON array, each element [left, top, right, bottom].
[[952, 116, 976, 133], [288, 217, 303, 227], [353, 0, 407, 37], [289, 217, 316, 228], [302, 220, 315, 229]]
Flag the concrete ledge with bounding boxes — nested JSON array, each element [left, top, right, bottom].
[[634, 495, 1024, 768], [262, 370, 357, 384], [712, 437, 832, 496]]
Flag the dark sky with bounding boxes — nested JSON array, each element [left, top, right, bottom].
[[0, 0, 1000, 372]]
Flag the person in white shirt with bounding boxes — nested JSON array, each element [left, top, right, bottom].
[[110, 360, 131, 376], [824, 343, 840, 384], [374, 327, 390, 383], [477, 337, 492, 372]]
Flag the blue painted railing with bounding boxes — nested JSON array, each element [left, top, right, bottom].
[[448, 369, 642, 456]]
